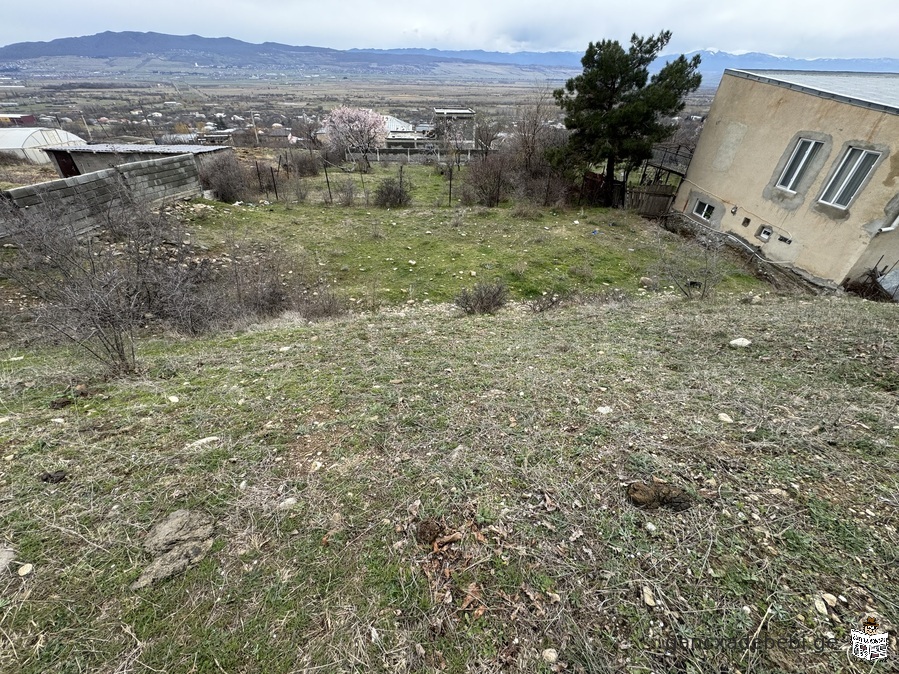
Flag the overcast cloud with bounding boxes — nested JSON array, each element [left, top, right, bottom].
[[2, 0, 896, 60]]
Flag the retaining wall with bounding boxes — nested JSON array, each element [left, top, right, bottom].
[[1, 154, 201, 236]]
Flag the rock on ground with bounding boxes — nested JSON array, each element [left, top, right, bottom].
[[131, 509, 214, 590]]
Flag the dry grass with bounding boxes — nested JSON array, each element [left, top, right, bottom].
[[0, 291, 897, 672]]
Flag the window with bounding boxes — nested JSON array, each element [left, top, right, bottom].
[[819, 148, 880, 208], [693, 200, 714, 220], [777, 138, 823, 192]]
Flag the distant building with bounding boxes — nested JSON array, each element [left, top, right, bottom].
[[0, 113, 36, 127]]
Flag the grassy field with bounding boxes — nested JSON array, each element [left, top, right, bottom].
[[1, 167, 897, 673], [176, 162, 760, 305]]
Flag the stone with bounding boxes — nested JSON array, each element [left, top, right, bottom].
[[132, 509, 214, 590], [542, 648, 558, 664], [729, 338, 752, 348], [0, 547, 15, 572], [142, 510, 214, 556]]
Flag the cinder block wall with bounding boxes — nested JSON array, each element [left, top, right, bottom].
[[1, 154, 201, 237]]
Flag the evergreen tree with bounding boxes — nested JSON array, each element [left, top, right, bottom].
[[554, 31, 701, 206]]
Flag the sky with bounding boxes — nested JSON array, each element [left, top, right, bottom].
[[2, 0, 897, 60]]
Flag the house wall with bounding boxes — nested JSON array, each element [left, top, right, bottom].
[[674, 72, 899, 285], [1, 154, 200, 237]]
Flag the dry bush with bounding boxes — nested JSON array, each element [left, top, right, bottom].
[[455, 281, 508, 315], [373, 176, 411, 208], [336, 178, 356, 207], [289, 152, 320, 177], [526, 290, 570, 313], [298, 286, 344, 320], [0, 189, 310, 371], [463, 154, 513, 207], [200, 153, 251, 203], [0, 151, 28, 167], [651, 215, 725, 299], [0, 189, 176, 372]]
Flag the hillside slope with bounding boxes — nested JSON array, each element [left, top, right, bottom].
[[1, 292, 897, 672]]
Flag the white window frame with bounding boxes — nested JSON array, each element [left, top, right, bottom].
[[693, 200, 714, 221], [819, 148, 881, 208], [777, 138, 823, 193]]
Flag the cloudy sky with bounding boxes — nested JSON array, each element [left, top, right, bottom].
[[2, 0, 896, 60]]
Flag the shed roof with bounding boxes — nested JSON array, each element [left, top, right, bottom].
[[728, 69, 899, 115], [43, 143, 229, 154]]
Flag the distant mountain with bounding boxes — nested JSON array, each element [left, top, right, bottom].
[[353, 46, 899, 81], [349, 47, 583, 68], [1, 33, 897, 83], [678, 50, 899, 79]]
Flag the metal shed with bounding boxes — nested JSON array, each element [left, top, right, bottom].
[[0, 127, 86, 164]]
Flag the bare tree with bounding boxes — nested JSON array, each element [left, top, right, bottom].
[[322, 106, 386, 172], [474, 113, 504, 158], [513, 85, 558, 175], [436, 117, 468, 168], [291, 114, 321, 158]]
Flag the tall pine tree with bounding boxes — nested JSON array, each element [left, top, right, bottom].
[[554, 31, 701, 206]]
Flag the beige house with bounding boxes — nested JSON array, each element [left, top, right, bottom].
[[673, 69, 899, 288]]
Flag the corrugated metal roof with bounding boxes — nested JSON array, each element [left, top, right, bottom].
[[728, 69, 899, 114], [43, 143, 229, 154], [382, 115, 413, 133], [0, 127, 85, 148]]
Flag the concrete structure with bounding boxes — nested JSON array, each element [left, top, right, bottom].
[[43, 143, 232, 178], [674, 69, 899, 287], [0, 127, 86, 164], [1, 154, 202, 238]]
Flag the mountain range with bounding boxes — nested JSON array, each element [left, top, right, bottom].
[[1, 32, 897, 83]]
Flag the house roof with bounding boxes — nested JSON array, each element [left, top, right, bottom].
[[727, 69, 899, 115], [382, 115, 414, 133]]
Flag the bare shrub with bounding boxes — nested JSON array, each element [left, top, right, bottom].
[[289, 152, 320, 177], [0, 187, 311, 371], [455, 281, 508, 315], [0, 190, 171, 372], [298, 286, 344, 320], [463, 155, 513, 207], [652, 215, 725, 299], [527, 290, 570, 313], [292, 176, 310, 204], [200, 153, 250, 203], [336, 178, 356, 207], [0, 151, 29, 167], [511, 202, 542, 220], [373, 176, 411, 208]]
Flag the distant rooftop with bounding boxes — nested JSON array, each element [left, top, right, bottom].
[[727, 69, 899, 115], [433, 108, 475, 116]]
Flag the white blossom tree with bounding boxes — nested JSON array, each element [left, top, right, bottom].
[[323, 106, 386, 172]]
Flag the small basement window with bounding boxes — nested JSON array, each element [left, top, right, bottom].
[[693, 200, 714, 221], [741, 217, 751, 228], [756, 226, 773, 242]]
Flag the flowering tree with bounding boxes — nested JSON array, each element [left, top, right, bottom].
[[323, 106, 386, 172]]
